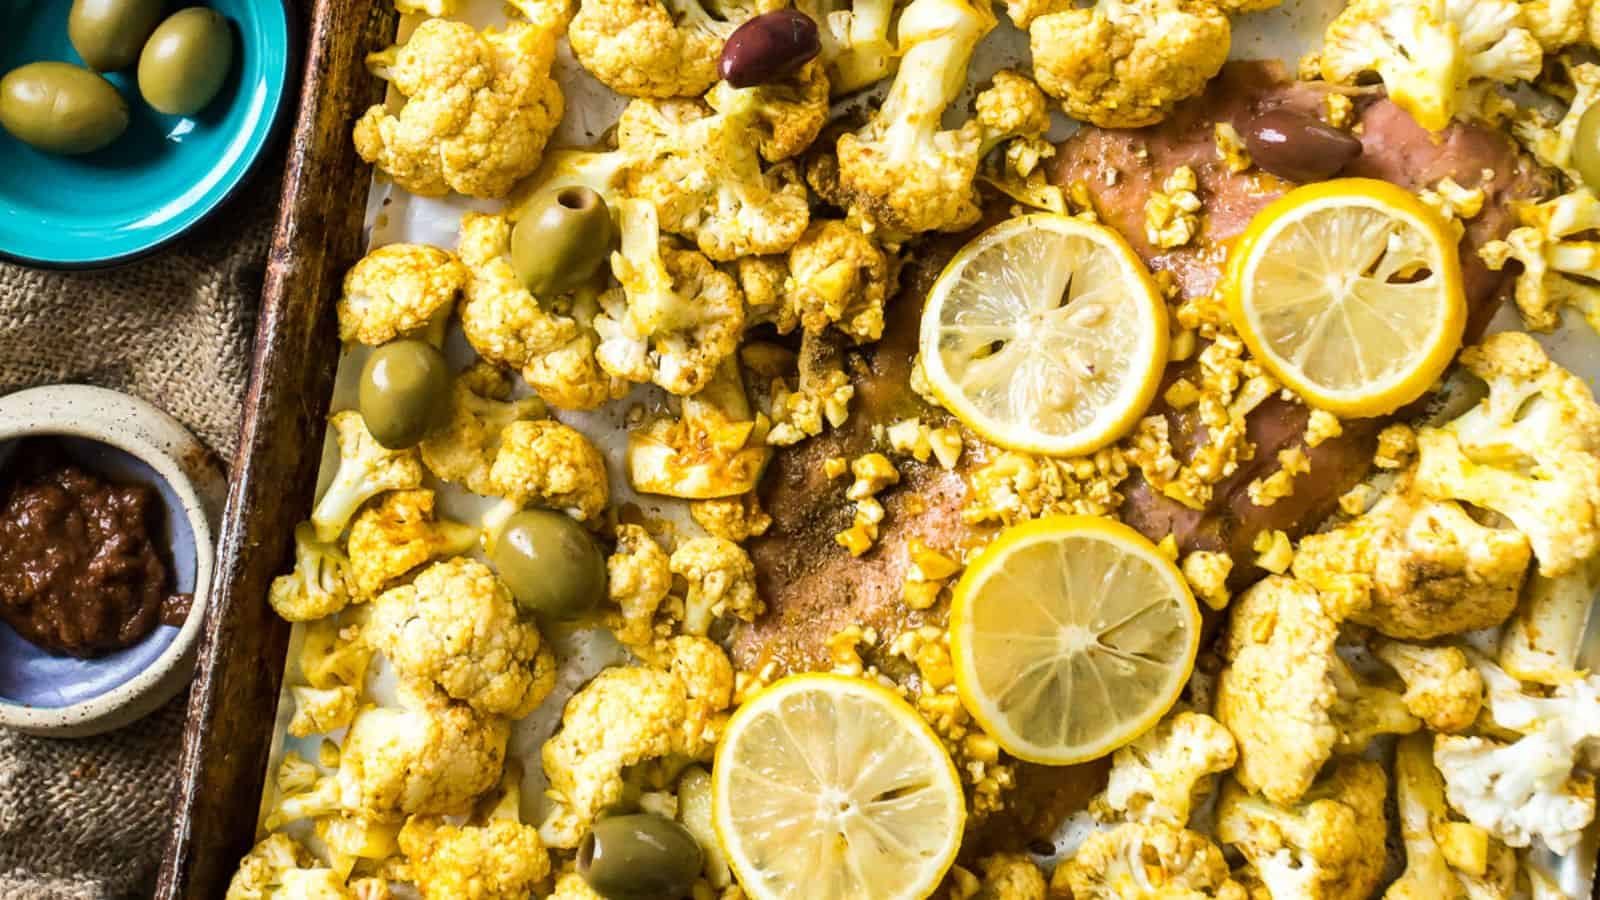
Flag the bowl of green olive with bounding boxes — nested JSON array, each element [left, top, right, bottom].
[[0, 0, 294, 268]]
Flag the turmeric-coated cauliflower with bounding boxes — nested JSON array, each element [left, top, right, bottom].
[[457, 213, 628, 410], [368, 558, 556, 718], [1512, 61, 1599, 183], [1091, 711, 1237, 827], [312, 411, 424, 543], [225, 833, 355, 900], [627, 357, 771, 499], [597, 200, 746, 396], [1479, 188, 1600, 336], [269, 522, 356, 623], [1053, 822, 1247, 899], [965, 853, 1047, 900], [747, 218, 901, 344], [604, 524, 673, 646], [418, 362, 545, 495], [1318, 0, 1541, 132], [568, 0, 780, 98], [1519, 0, 1600, 50], [338, 690, 510, 817], [669, 536, 763, 635], [354, 19, 563, 199], [1215, 759, 1389, 900], [338, 244, 468, 346], [1291, 485, 1532, 640], [1374, 640, 1485, 733], [705, 61, 831, 163], [346, 489, 478, 597], [398, 770, 549, 900], [1390, 732, 1518, 900], [485, 419, 610, 524], [796, 0, 899, 93], [290, 617, 373, 738], [1030, 0, 1229, 129], [1500, 559, 1600, 685]]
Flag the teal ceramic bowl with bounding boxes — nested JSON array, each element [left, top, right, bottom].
[[0, 0, 295, 268]]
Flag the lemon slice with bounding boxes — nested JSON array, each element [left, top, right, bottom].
[[712, 674, 965, 900], [1224, 178, 1466, 417], [919, 214, 1168, 457], [950, 515, 1200, 765]]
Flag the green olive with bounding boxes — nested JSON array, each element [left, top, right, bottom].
[[358, 340, 453, 450], [138, 8, 234, 116], [511, 186, 614, 297], [489, 509, 606, 620], [0, 63, 129, 155], [579, 813, 704, 900], [69, 0, 168, 72], [1575, 103, 1600, 194]]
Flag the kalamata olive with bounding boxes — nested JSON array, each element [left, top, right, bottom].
[[0, 63, 129, 155], [718, 9, 821, 88], [1243, 108, 1364, 183], [358, 340, 453, 450], [1574, 103, 1600, 193], [69, 0, 168, 72], [579, 813, 704, 900], [511, 186, 614, 297], [138, 8, 234, 116], [489, 509, 606, 620]]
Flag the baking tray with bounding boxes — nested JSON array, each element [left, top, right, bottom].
[[155, 0, 396, 896]]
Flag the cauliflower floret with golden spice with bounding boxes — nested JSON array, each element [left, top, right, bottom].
[[354, 19, 563, 199], [312, 411, 424, 543], [1092, 711, 1237, 827], [398, 771, 549, 900], [1215, 759, 1388, 900], [337, 244, 468, 346], [627, 358, 771, 500], [747, 218, 901, 344], [705, 61, 831, 163], [289, 617, 374, 738], [796, 0, 899, 93], [1053, 822, 1247, 899], [1512, 61, 1599, 182], [1414, 332, 1600, 577], [337, 691, 510, 818], [1479, 188, 1600, 336], [368, 558, 556, 718], [1373, 640, 1484, 733], [346, 489, 477, 597], [482, 420, 610, 532], [1390, 732, 1518, 900], [458, 213, 628, 410], [540, 639, 733, 845], [1500, 559, 1600, 685], [1215, 576, 1417, 806], [1318, 0, 1541, 133], [269, 522, 356, 623], [226, 833, 351, 900], [418, 362, 545, 495], [598, 200, 746, 396], [959, 853, 1047, 899], [1030, 0, 1229, 129], [604, 524, 673, 646], [669, 536, 763, 635], [1291, 486, 1532, 640], [569, 0, 779, 98]]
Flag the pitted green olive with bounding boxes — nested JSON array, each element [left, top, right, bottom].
[[358, 340, 453, 450], [0, 63, 129, 155], [138, 8, 234, 116], [1576, 103, 1600, 193], [511, 186, 614, 297], [69, 0, 168, 72], [489, 509, 606, 620], [579, 813, 704, 900]]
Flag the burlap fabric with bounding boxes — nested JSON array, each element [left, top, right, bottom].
[[0, 173, 279, 899]]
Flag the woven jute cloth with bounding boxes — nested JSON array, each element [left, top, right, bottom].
[[0, 173, 279, 899]]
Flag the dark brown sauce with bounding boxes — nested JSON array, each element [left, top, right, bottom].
[[0, 439, 180, 657]]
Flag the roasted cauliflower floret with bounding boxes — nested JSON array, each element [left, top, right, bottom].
[[1215, 759, 1388, 900], [354, 19, 563, 199], [346, 489, 478, 597], [418, 362, 545, 495], [1500, 559, 1600, 685], [1030, 0, 1229, 129], [1415, 332, 1600, 577], [1374, 640, 1485, 733], [290, 618, 373, 738], [226, 833, 349, 900], [483, 419, 610, 530], [748, 218, 901, 344], [337, 244, 468, 346], [1390, 732, 1518, 900], [1518, 0, 1600, 50], [1053, 822, 1247, 899], [669, 536, 763, 635], [1216, 576, 1416, 806], [368, 558, 556, 718], [1479, 188, 1600, 336], [269, 522, 356, 622], [312, 411, 424, 543], [398, 771, 550, 900], [604, 524, 673, 646], [964, 853, 1047, 900], [540, 640, 734, 845], [1292, 486, 1532, 640], [1091, 711, 1237, 827], [338, 691, 510, 818], [597, 200, 746, 396], [796, 0, 899, 93], [1318, 0, 1541, 132], [705, 61, 831, 163], [1512, 61, 1599, 183], [627, 358, 771, 499], [568, 0, 779, 98]]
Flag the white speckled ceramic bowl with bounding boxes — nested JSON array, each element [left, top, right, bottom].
[[0, 385, 226, 738]]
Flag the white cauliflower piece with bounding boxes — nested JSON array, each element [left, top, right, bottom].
[[1501, 558, 1600, 685], [269, 522, 356, 623], [368, 557, 556, 718], [225, 833, 351, 900], [1374, 640, 1485, 733], [605, 525, 673, 647], [345, 489, 478, 597], [337, 243, 468, 346], [568, 0, 779, 98], [1053, 822, 1247, 899], [397, 770, 551, 900], [1092, 711, 1237, 827], [1479, 188, 1600, 336], [795, 0, 899, 93], [1389, 732, 1518, 900], [311, 411, 424, 543], [417, 362, 545, 496], [354, 19, 563, 199], [338, 691, 510, 818], [626, 357, 771, 499], [669, 537, 763, 635], [1512, 62, 1599, 184], [479, 419, 610, 542], [1434, 732, 1597, 854]]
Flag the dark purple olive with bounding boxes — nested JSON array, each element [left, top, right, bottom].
[[719, 10, 820, 88], [1243, 108, 1364, 183]]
